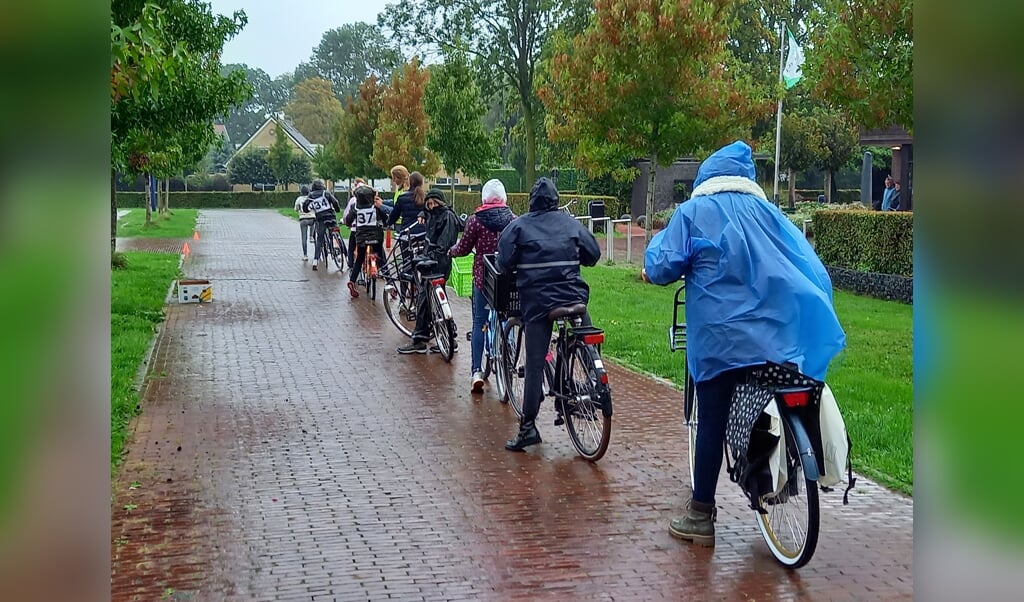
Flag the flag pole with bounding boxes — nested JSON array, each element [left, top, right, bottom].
[[772, 21, 785, 207]]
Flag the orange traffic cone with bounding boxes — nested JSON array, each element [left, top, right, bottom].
[[183, 242, 190, 255], [193, 231, 200, 240]]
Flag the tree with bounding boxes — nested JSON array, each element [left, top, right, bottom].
[[424, 47, 498, 187], [311, 144, 342, 181], [311, 22, 402, 101], [810, 106, 859, 203], [542, 0, 769, 243], [335, 76, 387, 180], [227, 148, 273, 186], [219, 63, 291, 143], [372, 58, 440, 176], [380, 0, 589, 189], [284, 78, 344, 145], [286, 154, 313, 187], [266, 122, 295, 190], [803, 0, 913, 131], [762, 111, 822, 208], [111, 0, 252, 249]]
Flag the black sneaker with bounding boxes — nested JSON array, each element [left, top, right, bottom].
[[397, 341, 428, 354], [429, 341, 459, 354]]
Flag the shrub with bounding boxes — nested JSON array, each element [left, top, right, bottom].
[[652, 208, 675, 229], [447, 192, 620, 220], [115, 191, 300, 209], [813, 210, 913, 276]]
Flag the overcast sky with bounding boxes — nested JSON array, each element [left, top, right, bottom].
[[208, 0, 393, 78]]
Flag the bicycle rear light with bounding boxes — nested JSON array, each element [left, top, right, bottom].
[[582, 333, 604, 345], [599, 372, 609, 385], [779, 390, 810, 408], [430, 278, 446, 287]]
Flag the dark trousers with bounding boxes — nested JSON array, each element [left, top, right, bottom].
[[692, 366, 752, 505], [348, 230, 357, 267], [521, 312, 592, 423], [350, 241, 383, 283], [411, 267, 451, 343], [313, 218, 332, 261]]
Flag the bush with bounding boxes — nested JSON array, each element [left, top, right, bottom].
[[813, 210, 913, 276], [446, 191, 620, 220], [651, 208, 675, 229], [115, 191, 300, 209]]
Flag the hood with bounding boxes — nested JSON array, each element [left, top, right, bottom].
[[476, 205, 515, 232], [308, 189, 325, 199], [480, 178, 508, 205], [692, 140, 757, 189], [528, 177, 559, 212]]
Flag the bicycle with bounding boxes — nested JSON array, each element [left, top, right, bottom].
[[381, 226, 427, 337], [668, 282, 697, 488], [669, 284, 822, 568], [410, 250, 457, 362], [487, 254, 613, 462], [357, 242, 379, 300], [318, 219, 346, 271]]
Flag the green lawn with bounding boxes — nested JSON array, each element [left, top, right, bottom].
[[111, 252, 181, 469], [117, 208, 199, 238], [582, 263, 913, 495]]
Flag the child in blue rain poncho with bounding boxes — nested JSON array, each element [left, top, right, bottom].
[[643, 140, 846, 548]]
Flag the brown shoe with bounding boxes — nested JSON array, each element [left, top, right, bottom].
[[347, 281, 359, 298], [668, 499, 716, 547]]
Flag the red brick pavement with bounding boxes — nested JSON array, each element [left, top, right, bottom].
[[111, 209, 912, 601]]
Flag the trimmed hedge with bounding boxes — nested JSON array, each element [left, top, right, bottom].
[[826, 266, 913, 304], [116, 191, 301, 209], [813, 210, 913, 277], [446, 191, 621, 220]]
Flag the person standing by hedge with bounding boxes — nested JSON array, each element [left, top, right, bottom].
[[880, 175, 896, 211], [888, 180, 903, 211], [294, 184, 314, 260]]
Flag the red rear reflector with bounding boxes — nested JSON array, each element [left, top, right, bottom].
[[780, 391, 810, 408], [599, 372, 609, 385], [431, 278, 446, 287], [582, 333, 604, 345]]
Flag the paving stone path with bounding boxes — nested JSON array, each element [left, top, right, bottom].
[[111, 209, 912, 601]]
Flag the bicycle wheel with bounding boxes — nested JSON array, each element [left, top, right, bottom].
[[383, 278, 417, 337], [754, 414, 820, 568], [330, 232, 345, 270], [430, 288, 456, 362], [684, 372, 698, 490], [563, 343, 612, 462], [500, 319, 525, 417]]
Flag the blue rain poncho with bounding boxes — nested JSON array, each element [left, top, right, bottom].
[[644, 141, 846, 382]]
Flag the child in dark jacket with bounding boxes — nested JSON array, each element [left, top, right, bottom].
[[449, 179, 516, 392], [344, 185, 388, 298]]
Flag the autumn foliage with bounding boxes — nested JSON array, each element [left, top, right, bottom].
[[336, 76, 386, 179], [373, 58, 440, 176]]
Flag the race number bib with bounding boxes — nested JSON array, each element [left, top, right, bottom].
[[355, 206, 378, 227], [308, 196, 332, 213]]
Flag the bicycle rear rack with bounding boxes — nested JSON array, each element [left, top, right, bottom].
[[669, 282, 686, 352]]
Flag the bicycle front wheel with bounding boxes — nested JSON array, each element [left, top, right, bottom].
[[684, 372, 698, 490], [563, 343, 612, 462], [330, 232, 345, 270], [430, 288, 455, 362], [754, 414, 820, 568], [500, 319, 525, 417], [383, 278, 416, 337]]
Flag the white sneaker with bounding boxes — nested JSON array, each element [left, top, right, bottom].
[[471, 372, 485, 394]]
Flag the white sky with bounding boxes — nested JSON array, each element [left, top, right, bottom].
[[208, 0, 394, 78]]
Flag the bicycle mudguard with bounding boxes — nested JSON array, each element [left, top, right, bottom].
[[784, 414, 820, 482], [434, 286, 453, 320]]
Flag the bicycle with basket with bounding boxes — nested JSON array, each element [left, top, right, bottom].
[[486, 253, 613, 461], [668, 282, 854, 568]]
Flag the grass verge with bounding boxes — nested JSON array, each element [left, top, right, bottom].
[[111, 252, 180, 469], [117, 209, 198, 238], [278, 208, 352, 237], [582, 263, 913, 496]]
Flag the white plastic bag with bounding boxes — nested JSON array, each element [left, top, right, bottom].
[[765, 400, 789, 495], [818, 383, 850, 488]]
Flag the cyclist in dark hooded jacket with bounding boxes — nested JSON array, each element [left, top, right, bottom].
[[496, 177, 601, 451], [343, 184, 388, 298], [302, 179, 342, 270]]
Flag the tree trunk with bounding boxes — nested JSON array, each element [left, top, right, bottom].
[[824, 170, 833, 204], [645, 153, 657, 245], [110, 171, 117, 255], [145, 175, 153, 225], [787, 168, 796, 210], [165, 177, 171, 214], [522, 97, 536, 191]]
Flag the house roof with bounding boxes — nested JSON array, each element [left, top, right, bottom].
[[235, 116, 317, 158], [213, 123, 230, 142]]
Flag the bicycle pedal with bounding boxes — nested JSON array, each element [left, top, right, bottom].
[[554, 415, 564, 427]]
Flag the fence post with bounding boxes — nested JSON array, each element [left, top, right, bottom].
[[609, 218, 630, 264]]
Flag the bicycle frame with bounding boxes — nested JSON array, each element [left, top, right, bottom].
[[545, 316, 611, 418]]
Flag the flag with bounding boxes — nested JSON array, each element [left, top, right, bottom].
[[782, 27, 804, 89]]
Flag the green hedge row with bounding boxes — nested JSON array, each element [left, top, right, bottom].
[[116, 191, 301, 209], [813, 210, 913, 277], [446, 191, 621, 220]]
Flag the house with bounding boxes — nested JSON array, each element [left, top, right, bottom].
[[232, 116, 320, 191], [860, 126, 913, 210], [430, 167, 482, 189]]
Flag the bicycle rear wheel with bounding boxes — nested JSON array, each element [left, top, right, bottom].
[[754, 414, 820, 568], [563, 343, 612, 462], [383, 278, 416, 337], [684, 372, 698, 490], [500, 320, 525, 417], [430, 288, 455, 362], [330, 231, 345, 270]]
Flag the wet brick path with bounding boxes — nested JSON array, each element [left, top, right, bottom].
[[111, 209, 912, 601]]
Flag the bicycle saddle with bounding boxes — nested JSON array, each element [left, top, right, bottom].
[[413, 258, 438, 273], [548, 303, 587, 320]]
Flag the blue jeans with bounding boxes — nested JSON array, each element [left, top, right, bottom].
[[692, 367, 752, 505], [471, 286, 488, 374]]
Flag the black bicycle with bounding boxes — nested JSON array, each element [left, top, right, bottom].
[[318, 219, 346, 271], [669, 283, 822, 568], [410, 249, 457, 362], [488, 254, 613, 461], [381, 226, 427, 337]]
